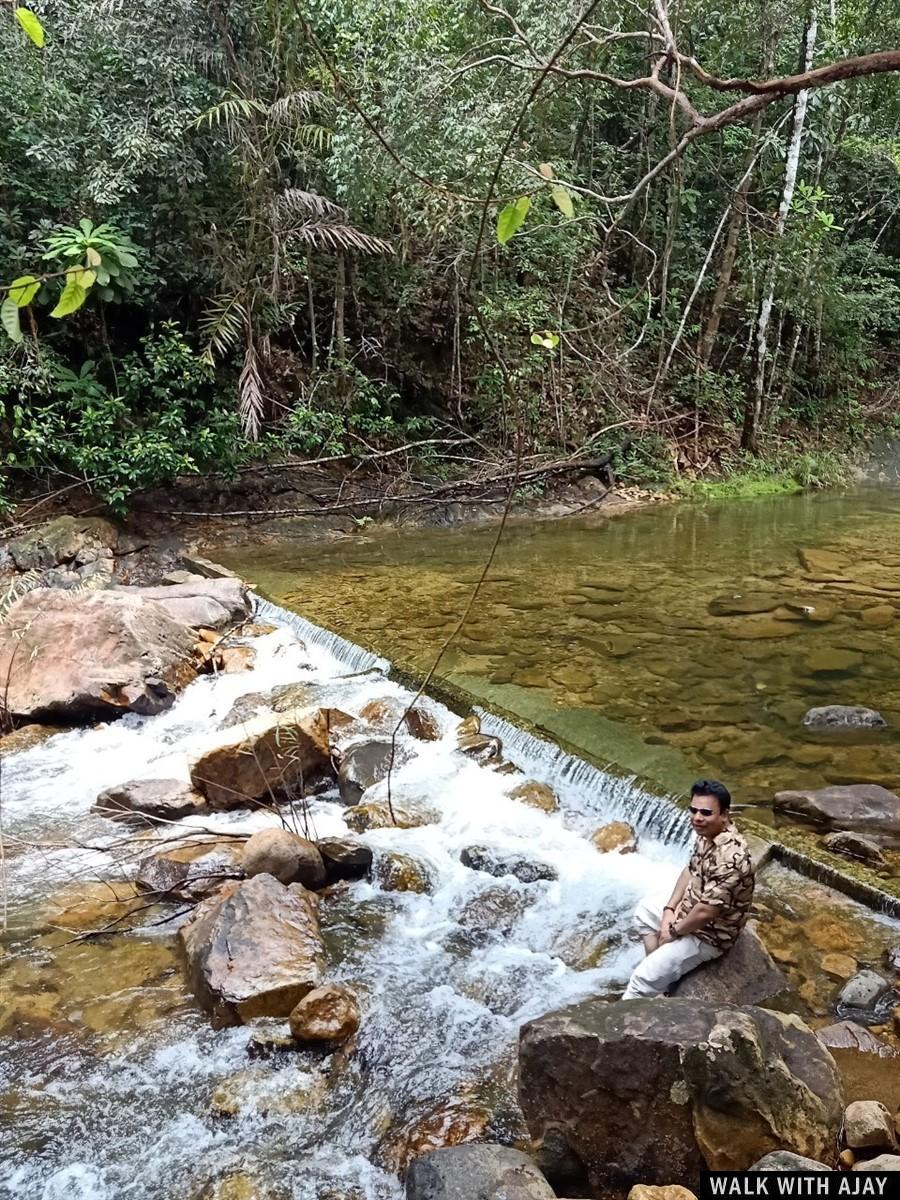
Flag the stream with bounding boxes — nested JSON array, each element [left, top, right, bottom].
[[3, 490, 900, 1199]]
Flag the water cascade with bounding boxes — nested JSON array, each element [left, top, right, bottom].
[[0, 602, 732, 1200]]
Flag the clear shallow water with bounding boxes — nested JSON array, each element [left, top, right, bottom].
[[1, 606, 688, 1200], [217, 489, 900, 821]]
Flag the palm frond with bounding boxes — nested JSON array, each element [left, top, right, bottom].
[[291, 222, 394, 256], [268, 90, 332, 123], [295, 124, 333, 152], [239, 342, 265, 441], [199, 294, 247, 361], [277, 189, 345, 221], [0, 569, 42, 624], [190, 92, 267, 133]]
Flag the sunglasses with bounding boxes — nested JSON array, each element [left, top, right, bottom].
[[689, 805, 715, 817]]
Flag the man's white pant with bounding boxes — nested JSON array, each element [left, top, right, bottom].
[[622, 893, 721, 999]]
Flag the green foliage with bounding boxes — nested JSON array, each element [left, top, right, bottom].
[[1, 325, 241, 513]]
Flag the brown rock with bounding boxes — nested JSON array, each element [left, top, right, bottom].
[[803, 649, 862, 674], [212, 646, 255, 673], [242, 828, 326, 888], [337, 738, 414, 805], [628, 1188, 697, 1200], [823, 831, 888, 869], [861, 605, 896, 628], [43, 880, 144, 932], [672, 924, 787, 1007], [288, 983, 360, 1044], [844, 1100, 896, 1151], [457, 733, 503, 763], [774, 784, 900, 837], [373, 851, 434, 894], [93, 778, 206, 822], [591, 821, 637, 854], [190, 710, 334, 810], [840, 1149, 856, 1169], [0, 723, 65, 757], [405, 706, 442, 741], [179, 873, 323, 1025], [0, 589, 198, 722], [343, 799, 438, 832], [136, 839, 244, 901], [518, 999, 843, 1190], [893, 1006, 900, 1037], [799, 548, 848, 577], [318, 837, 373, 881], [821, 953, 859, 980], [509, 780, 560, 813], [375, 1085, 495, 1176], [817, 1022, 897, 1059]]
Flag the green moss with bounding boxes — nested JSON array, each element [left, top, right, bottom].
[[676, 474, 805, 501]]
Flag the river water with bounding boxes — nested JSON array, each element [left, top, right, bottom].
[[3, 491, 900, 1199], [216, 488, 900, 821]]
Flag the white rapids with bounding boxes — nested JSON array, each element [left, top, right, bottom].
[[0, 598, 691, 1200]]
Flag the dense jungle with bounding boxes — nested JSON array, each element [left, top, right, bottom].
[[3, 0, 900, 515]]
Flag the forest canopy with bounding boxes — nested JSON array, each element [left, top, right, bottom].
[[3, 0, 900, 509]]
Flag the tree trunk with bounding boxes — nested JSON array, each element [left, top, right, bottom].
[[742, 7, 818, 452], [332, 250, 346, 364]]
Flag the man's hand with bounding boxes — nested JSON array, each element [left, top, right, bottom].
[[658, 910, 676, 945]]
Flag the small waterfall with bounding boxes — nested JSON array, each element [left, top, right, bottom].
[[255, 593, 690, 849], [477, 710, 692, 848], [252, 594, 390, 675]]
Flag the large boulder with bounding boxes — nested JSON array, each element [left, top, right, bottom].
[[189, 709, 335, 810], [115, 578, 250, 630], [317, 837, 373, 881], [93, 778, 206, 822], [337, 738, 414, 805], [241, 828, 326, 888], [518, 999, 843, 1192], [671, 924, 787, 1006], [405, 1145, 555, 1200], [773, 784, 900, 838], [0, 589, 197, 721], [6, 515, 121, 572], [179, 873, 323, 1025]]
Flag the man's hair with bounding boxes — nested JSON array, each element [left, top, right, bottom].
[[690, 779, 731, 812]]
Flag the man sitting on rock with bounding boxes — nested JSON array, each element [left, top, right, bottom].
[[622, 779, 754, 1000]]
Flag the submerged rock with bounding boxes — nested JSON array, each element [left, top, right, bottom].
[[802, 705, 886, 730], [0, 589, 198, 722], [803, 649, 862, 675], [518, 999, 843, 1189], [242, 828, 326, 888], [822, 831, 888, 869], [0, 723, 65, 757], [318, 837, 373, 881], [508, 780, 559, 813], [337, 739, 414, 805], [671, 924, 786, 1007], [374, 851, 435, 894], [404, 1145, 555, 1200], [344, 799, 438, 832], [456, 885, 534, 943], [289, 984, 360, 1045], [816, 1021, 896, 1057], [93, 778, 206, 822], [190, 709, 335, 810], [460, 845, 558, 884], [773, 784, 900, 837], [591, 821, 637, 854], [179, 873, 323, 1024], [136, 839, 245, 901]]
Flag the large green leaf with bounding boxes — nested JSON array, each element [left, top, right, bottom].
[[1, 297, 23, 344], [8, 275, 40, 306], [50, 277, 88, 318], [496, 196, 531, 245], [551, 185, 575, 220], [14, 7, 45, 47]]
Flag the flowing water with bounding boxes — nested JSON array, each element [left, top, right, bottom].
[[218, 489, 900, 827], [5, 491, 900, 1198], [1, 605, 698, 1200]]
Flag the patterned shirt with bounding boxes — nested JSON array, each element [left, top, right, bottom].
[[675, 822, 755, 951]]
